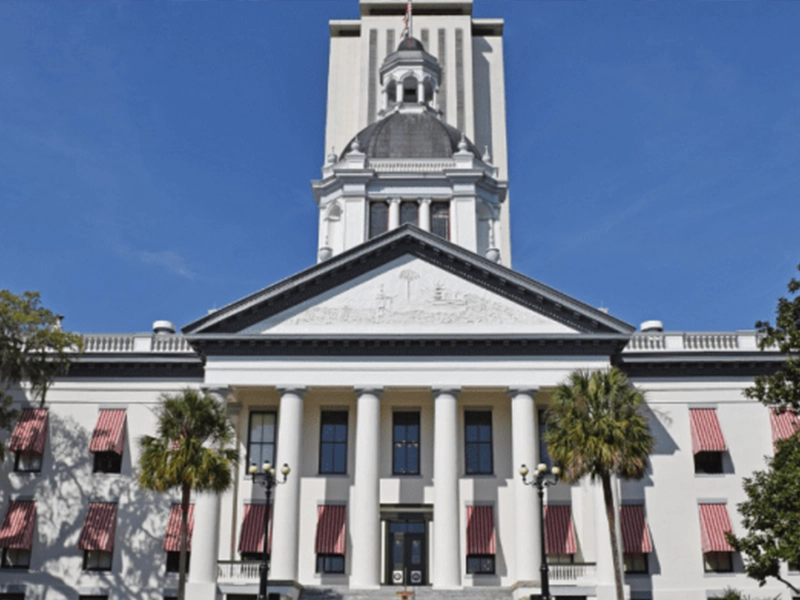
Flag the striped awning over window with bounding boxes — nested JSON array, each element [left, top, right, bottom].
[[770, 408, 800, 443], [9, 409, 48, 455], [466, 505, 495, 555], [79, 503, 118, 552], [699, 503, 734, 553], [544, 505, 576, 555], [689, 409, 727, 454], [89, 410, 127, 455], [620, 505, 652, 554], [163, 504, 195, 552], [238, 504, 272, 554], [0, 501, 36, 550], [315, 505, 346, 554]]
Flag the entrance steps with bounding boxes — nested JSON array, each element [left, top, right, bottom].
[[299, 586, 514, 600]]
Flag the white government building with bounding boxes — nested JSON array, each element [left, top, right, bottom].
[[1, 1, 796, 599]]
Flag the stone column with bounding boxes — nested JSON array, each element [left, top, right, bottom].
[[270, 387, 306, 582], [351, 387, 383, 588], [419, 198, 432, 232], [395, 80, 403, 105], [509, 388, 540, 584], [186, 492, 221, 600], [432, 387, 461, 589], [382, 87, 388, 112], [388, 197, 401, 230], [417, 80, 426, 104]]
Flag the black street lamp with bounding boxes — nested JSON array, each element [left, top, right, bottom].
[[520, 463, 560, 600], [249, 461, 291, 600]]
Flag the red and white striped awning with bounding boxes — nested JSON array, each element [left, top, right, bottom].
[[89, 410, 127, 455], [0, 501, 36, 550], [544, 505, 576, 555], [690, 409, 727, 454], [620, 505, 652, 554], [238, 504, 273, 554], [315, 505, 346, 554], [79, 503, 118, 552], [466, 505, 496, 555], [9, 409, 48, 455], [163, 503, 195, 552], [699, 503, 734, 553], [770, 408, 800, 443]]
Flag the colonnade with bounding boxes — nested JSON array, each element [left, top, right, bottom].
[[188, 386, 617, 594]]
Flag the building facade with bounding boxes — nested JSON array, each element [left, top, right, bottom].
[[0, 1, 796, 600]]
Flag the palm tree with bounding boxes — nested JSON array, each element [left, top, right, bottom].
[[139, 388, 239, 600], [543, 367, 654, 600]]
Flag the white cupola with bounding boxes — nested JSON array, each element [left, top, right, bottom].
[[379, 37, 442, 114]]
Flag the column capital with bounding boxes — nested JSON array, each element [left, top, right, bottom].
[[202, 386, 235, 403], [432, 386, 461, 398], [419, 197, 433, 205], [276, 386, 307, 398], [354, 387, 384, 398], [388, 197, 402, 205], [507, 387, 538, 399]]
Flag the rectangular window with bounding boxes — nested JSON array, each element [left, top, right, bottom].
[[393, 412, 421, 475], [464, 411, 493, 475], [400, 201, 419, 226], [369, 202, 389, 239], [241, 551, 267, 562], [538, 409, 552, 468], [704, 551, 733, 573], [83, 550, 113, 571], [1, 548, 31, 569], [93, 451, 122, 474], [466, 554, 495, 574], [694, 451, 723, 474], [624, 552, 648, 574], [247, 412, 277, 472], [316, 553, 345, 573], [0, 594, 26, 600], [319, 411, 348, 475], [78, 597, 108, 600], [547, 554, 574, 564], [14, 450, 43, 473], [430, 202, 450, 239], [166, 550, 191, 573]]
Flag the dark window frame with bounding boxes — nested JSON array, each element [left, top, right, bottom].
[[319, 410, 348, 475], [464, 411, 493, 475], [400, 201, 419, 227], [316, 553, 345, 574], [393, 411, 421, 476], [83, 549, 113, 572], [240, 551, 268, 562], [694, 451, 724, 475], [13, 450, 43, 473], [166, 550, 191, 573], [0, 547, 31, 569], [246, 411, 277, 475], [369, 202, 389, 239], [704, 551, 733, 573], [430, 202, 450, 240], [466, 554, 495, 574], [623, 552, 649, 574], [93, 451, 122, 474]]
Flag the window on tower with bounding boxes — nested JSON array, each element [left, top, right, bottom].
[[369, 202, 389, 239], [430, 202, 450, 240]]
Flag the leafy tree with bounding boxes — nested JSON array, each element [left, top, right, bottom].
[[745, 263, 800, 410], [728, 437, 800, 594], [708, 587, 780, 600], [139, 389, 239, 600], [0, 290, 82, 458], [543, 367, 654, 600]]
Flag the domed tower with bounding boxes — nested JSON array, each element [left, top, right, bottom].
[[312, 21, 509, 266]]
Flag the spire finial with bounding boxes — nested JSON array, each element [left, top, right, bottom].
[[327, 146, 337, 165], [483, 145, 492, 163], [458, 133, 468, 152], [403, 0, 413, 40]]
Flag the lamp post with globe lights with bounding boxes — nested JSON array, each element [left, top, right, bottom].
[[249, 462, 291, 600], [520, 463, 560, 600]]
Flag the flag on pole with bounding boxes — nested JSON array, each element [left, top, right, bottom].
[[403, 0, 413, 40]]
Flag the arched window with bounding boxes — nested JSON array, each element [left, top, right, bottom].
[[403, 77, 418, 103], [430, 202, 450, 240], [369, 202, 389, 239]]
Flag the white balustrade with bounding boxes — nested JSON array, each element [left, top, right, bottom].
[[683, 333, 739, 350], [82, 334, 135, 353], [369, 159, 456, 172], [626, 334, 666, 351], [549, 562, 597, 582], [624, 331, 766, 353], [80, 334, 193, 354], [217, 561, 261, 582], [151, 336, 192, 353]]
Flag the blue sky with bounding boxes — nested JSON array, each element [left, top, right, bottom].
[[1, 0, 798, 334]]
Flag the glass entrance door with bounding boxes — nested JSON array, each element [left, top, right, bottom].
[[387, 520, 427, 585]]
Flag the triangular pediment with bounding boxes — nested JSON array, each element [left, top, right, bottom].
[[242, 255, 578, 335], [183, 226, 634, 337]]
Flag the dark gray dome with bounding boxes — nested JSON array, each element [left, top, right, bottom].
[[341, 111, 481, 160], [397, 37, 425, 52]]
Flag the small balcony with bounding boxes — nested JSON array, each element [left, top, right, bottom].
[[549, 562, 597, 584], [218, 560, 261, 583]]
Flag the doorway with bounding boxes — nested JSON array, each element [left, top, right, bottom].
[[387, 519, 427, 586]]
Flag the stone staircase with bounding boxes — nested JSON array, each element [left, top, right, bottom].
[[299, 586, 514, 600]]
